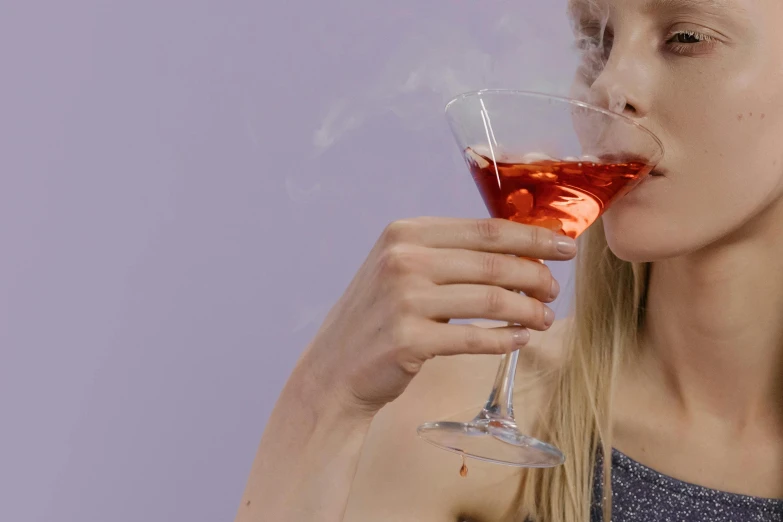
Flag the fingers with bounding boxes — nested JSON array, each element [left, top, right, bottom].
[[410, 284, 555, 331], [415, 322, 531, 358], [427, 249, 559, 303], [381, 217, 577, 261]]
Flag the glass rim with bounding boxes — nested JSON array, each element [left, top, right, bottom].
[[444, 89, 665, 159]]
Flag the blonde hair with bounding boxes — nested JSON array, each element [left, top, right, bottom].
[[510, 218, 650, 522]]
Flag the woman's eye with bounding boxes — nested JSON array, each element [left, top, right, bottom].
[[665, 29, 717, 55], [671, 31, 706, 44]]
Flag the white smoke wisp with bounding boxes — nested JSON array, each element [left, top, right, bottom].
[[313, 26, 491, 155], [567, 0, 613, 104], [312, 11, 580, 157]]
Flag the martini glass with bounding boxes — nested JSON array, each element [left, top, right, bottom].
[[417, 89, 664, 467]]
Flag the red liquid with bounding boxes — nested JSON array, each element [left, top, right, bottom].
[[465, 147, 652, 238]]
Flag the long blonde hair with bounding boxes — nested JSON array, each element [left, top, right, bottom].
[[510, 218, 650, 522]]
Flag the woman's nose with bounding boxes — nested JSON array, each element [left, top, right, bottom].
[[589, 81, 636, 116], [585, 35, 653, 119]]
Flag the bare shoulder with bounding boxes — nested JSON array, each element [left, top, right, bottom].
[[343, 319, 570, 522]]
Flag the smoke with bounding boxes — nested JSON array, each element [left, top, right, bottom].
[[292, 3, 621, 203], [312, 25, 492, 155], [567, 0, 614, 105], [312, 10, 581, 156]]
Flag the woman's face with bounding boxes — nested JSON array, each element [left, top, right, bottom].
[[569, 0, 783, 262]]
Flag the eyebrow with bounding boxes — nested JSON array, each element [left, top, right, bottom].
[[569, 0, 748, 18], [643, 0, 747, 15]]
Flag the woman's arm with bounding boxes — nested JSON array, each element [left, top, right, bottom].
[[234, 354, 373, 522], [235, 323, 563, 522], [233, 216, 574, 521]]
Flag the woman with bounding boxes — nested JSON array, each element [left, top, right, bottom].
[[237, 0, 783, 520]]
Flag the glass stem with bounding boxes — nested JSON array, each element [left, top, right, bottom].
[[479, 346, 518, 421], [475, 267, 541, 423]]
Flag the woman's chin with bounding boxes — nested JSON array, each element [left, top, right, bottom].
[[602, 217, 692, 263], [605, 242, 666, 263]]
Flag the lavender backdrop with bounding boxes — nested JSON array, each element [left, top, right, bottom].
[[1, 1, 577, 520]]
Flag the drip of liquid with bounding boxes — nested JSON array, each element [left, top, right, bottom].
[[459, 453, 468, 478]]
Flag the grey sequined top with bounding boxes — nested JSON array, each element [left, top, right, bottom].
[[591, 448, 783, 522]]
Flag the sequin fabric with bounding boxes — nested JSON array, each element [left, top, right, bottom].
[[591, 448, 783, 522]]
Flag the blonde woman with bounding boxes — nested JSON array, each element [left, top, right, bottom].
[[237, 0, 783, 520]]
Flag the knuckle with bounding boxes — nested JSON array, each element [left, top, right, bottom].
[[481, 253, 502, 281], [382, 219, 419, 245], [476, 218, 503, 242], [379, 244, 416, 275], [463, 326, 485, 352], [495, 335, 512, 354], [393, 287, 419, 315], [390, 317, 417, 352], [529, 225, 553, 250], [484, 287, 505, 314], [382, 220, 407, 244]]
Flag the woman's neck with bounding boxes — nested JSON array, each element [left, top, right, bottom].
[[640, 201, 783, 434]]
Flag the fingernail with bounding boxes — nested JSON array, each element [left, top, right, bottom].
[[549, 278, 560, 300], [544, 307, 555, 327], [512, 329, 530, 346], [556, 235, 577, 255]]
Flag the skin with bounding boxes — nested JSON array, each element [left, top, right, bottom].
[[238, 1, 783, 521], [573, 0, 783, 262], [574, 0, 783, 496]]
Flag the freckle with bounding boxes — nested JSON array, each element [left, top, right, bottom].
[[750, 112, 753, 117], [246, 501, 251, 507]]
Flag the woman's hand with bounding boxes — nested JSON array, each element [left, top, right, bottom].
[[299, 217, 578, 419]]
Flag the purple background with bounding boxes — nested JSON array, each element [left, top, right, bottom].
[[1, 1, 577, 520]]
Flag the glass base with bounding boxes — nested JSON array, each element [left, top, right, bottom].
[[417, 419, 565, 468]]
